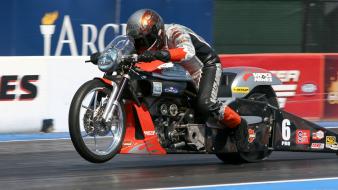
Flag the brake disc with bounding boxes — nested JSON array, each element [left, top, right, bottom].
[[83, 109, 95, 136], [83, 106, 110, 137]]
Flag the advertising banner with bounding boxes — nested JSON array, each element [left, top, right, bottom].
[[324, 55, 338, 119], [0, 59, 48, 132], [220, 54, 324, 119], [0, 57, 101, 133], [0, 0, 212, 56]]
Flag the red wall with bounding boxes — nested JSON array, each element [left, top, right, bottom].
[[220, 53, 338, 120]]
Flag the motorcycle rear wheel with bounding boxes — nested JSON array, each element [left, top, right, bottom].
[[69, 79, 126, 163], [216, 87, 278, 163]]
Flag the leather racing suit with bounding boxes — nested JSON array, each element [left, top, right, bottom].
[[160, 24, 241, 128]]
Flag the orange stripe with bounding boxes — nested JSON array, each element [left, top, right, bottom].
[[100, 78, 112, 85], [169, 48, 186, 62], [135, 60, 164, 72]]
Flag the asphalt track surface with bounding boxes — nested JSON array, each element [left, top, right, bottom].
[[1, 136, 338, 190]]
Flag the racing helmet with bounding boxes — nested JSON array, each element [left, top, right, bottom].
[[126, 9, 165, 52]]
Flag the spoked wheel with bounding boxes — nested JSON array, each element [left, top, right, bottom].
[[216, 87, 278, 163], [69, 79, 126, 163]]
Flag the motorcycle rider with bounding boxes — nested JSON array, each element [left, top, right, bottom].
[[125, 9, 249, 151]]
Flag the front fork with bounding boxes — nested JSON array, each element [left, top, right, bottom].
[[101, 74, 130, 122]]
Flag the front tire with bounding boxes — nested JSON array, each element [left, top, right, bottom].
[[69, 79, 126, 163]]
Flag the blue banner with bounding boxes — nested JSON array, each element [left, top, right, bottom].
[[0, 0, 213, 56]]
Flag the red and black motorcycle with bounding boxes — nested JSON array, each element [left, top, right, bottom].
[[69, 35, 338, 163]]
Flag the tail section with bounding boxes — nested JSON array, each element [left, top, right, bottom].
[[231, 99, 338, 153]]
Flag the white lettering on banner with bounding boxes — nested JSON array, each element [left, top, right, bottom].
[[98, 24, 120, 51], [81, 24, 98, 55], [281, 119, 291, 146], [40, 14, 128, 56], [121, 23, 127, 35], [55, 16, 78, 56], [271, 70, 300, 82], [40, 25, 55, 56], [271, 70, 301, 108]]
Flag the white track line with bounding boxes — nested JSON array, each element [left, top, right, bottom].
[[142, 177, 338, 190], [0, 137, 71, 143]]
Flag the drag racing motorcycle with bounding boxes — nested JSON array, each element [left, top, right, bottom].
[[69, 35, 338, 163]]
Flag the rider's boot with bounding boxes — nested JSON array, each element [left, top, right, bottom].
[[219, 106, 249, 152]]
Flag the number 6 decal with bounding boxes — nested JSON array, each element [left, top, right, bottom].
[[282, 119, 291, 141]]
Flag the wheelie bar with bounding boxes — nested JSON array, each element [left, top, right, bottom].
[[231, 99, 338, 153]]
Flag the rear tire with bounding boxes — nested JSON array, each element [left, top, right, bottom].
[[216, 153, 242, 164], [69, 79, 126, 163], [216, 87, 278, 163]]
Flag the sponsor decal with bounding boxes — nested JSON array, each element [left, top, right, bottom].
[[243, 73, 253, 81], [164, 86, 178, 94], [301, 83, 317, 93], [248, 129, 256, 143], [0, 75, 39, 101], [311, 143, 325, 149], [253, 73, 273, 82], [326, 136, 338, 150], [242, 72, 273, 82], [232, 87, 249, 94], [296, 129, 310, 145], [312, 130, 324, 141], [123, 141, 133, 146], [152, 82, 162, 96], [281, 119, 291, 146], [144, 130, 155, 136]]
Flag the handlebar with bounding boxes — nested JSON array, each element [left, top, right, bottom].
[[121, 54, 139, 64]]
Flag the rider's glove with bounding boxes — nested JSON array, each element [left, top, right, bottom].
[[138, 50, 171, 63], [138, 51, 156, 62], [153, 50, 171, 62], [90, 52, 101, 65]]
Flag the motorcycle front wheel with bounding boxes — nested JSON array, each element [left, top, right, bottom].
[[69, 79, 126, 163]]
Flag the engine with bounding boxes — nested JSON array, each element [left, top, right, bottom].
[[144, 97, 206, 151]]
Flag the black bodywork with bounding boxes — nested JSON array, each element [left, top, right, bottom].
[[221, 99, 338, 154], [105, 65, 338, 155]]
